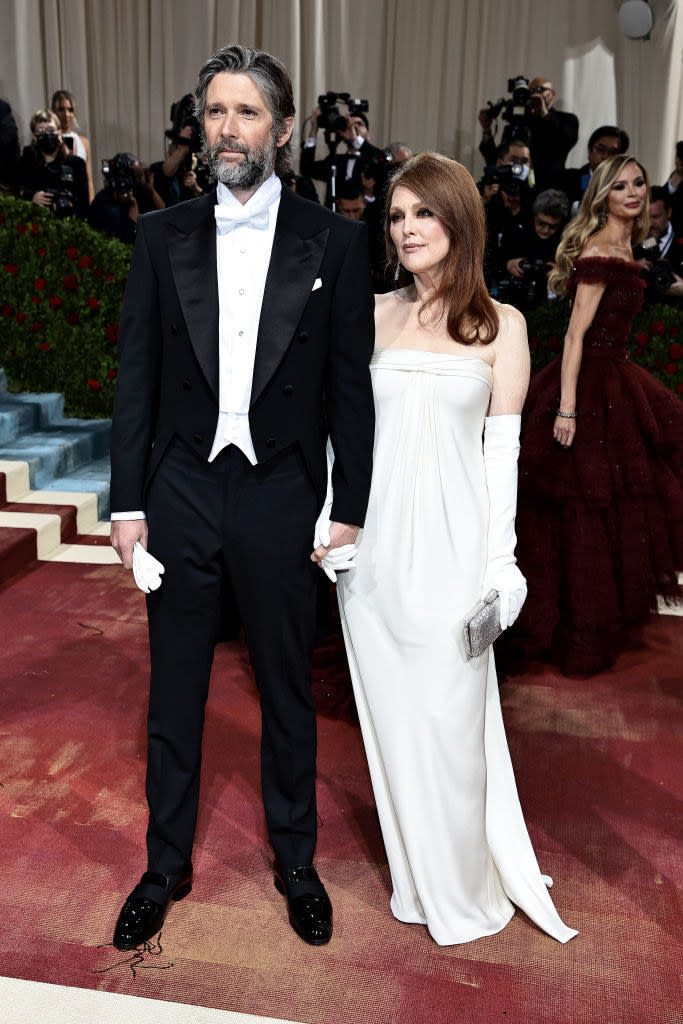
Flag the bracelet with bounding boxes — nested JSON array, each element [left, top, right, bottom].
[[555, 409, 577, 419]]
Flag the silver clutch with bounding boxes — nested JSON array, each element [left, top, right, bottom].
[[464, 589, 502, 659]]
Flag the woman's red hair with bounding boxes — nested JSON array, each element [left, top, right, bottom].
[[385, 152, 498, 345]]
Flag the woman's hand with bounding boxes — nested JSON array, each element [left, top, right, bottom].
[[553, 413, 576, 448]]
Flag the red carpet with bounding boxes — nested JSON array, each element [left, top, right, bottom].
[[0, 560, 680, 1023]]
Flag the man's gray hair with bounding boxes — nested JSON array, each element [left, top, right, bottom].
[[194, 44, 295, 176], [533, 188, 570, 222]]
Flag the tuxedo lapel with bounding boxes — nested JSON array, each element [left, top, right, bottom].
[[251, 189, 329, 406], [167, 193, 219, 399]]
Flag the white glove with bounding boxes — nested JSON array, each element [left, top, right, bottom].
[[132, 541, 165, 593], [482, 414, 527, 630], [313, 438, 358, 582]]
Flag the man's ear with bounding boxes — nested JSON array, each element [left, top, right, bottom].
[[277, 116, 295, 148]]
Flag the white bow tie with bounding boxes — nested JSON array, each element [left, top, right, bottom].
[[214, 203, 270, 233]]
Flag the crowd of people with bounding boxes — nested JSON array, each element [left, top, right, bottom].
[[1, 76, 681, 308]]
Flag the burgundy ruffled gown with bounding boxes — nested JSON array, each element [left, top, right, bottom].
[[515, 257, 683, 675]]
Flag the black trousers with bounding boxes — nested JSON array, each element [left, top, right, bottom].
[[144, 437, 320, 874]]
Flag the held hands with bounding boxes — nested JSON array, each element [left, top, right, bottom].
[[311, 517, 359, 583]]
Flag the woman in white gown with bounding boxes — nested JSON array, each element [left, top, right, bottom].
[[325, 153, 577, 946]]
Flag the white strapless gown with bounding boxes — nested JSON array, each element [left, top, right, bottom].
[[337, 348, 577, 946]]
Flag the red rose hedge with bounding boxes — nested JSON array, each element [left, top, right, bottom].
[[0, 193, 132, 417]]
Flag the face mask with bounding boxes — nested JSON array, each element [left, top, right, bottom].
[[36, 133, 60, 154]]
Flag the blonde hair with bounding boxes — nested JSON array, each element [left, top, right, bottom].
[[30, 109, 60, 134], [548, 155, 650, 296]]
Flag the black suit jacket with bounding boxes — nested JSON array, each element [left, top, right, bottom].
[[110, 185, 375, 526]]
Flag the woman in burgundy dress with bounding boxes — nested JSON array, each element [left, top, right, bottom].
[[516, 155, 683, 675]]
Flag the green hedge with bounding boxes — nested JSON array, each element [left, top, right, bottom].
[[1, 192, 681, 418], [0, 193, 131, 418]]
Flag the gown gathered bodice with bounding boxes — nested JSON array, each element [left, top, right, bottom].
[[516, 257, 683, 675], [337, 346, 577, 945]]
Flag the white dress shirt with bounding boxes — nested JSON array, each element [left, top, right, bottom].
[[111, 173, 281, 520], [209, 173, 281, 464]]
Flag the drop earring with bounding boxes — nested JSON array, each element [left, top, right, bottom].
[[394, 259, 401, 283], [598, 205, 608, 227]]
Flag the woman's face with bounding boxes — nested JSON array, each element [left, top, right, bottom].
[[53, 96, 75, 133], [606, 161, 647, 221], [389, 186, 450, 279]]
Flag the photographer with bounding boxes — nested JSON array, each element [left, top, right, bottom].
[[88, 152, 165, 243], [16, 109, 88, 217], [634, 186, 683, 304], [481, 143, 535, 285], [494, 188, 569, 310], [300, 95, 384, 208], [479, 75, 578, 190], [150, 94, 209, 206]]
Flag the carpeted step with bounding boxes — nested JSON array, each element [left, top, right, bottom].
[[48, 454, 111, 519], [0, 391, 65, 438], [0, 525, 36, 585], [0, 421, 110, 490]]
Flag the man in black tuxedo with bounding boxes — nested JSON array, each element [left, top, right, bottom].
[[109, 44, 374, 950]]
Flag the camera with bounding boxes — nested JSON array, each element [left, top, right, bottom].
[[43, 164, 78, 218], [651, 260, 675, 292], [485, 75, 533, 146], [167, 94, 202, 153], [317, 92, 369, 136], [101, 154, 137, 197], [483, 161, 530, 196], [493, 257, 549, 310]]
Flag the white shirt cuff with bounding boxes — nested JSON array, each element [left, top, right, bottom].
[[304, 137, 316, 148], [111, 511, 146, 521], [353, 136, 364, 151]]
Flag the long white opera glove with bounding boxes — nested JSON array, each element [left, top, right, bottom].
[[482, 414, 527, 630], [313, 438, 358, 582], [132, 541, 165, 593]]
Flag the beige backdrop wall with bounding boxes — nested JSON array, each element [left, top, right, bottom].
[[1, 0, 681, 192]]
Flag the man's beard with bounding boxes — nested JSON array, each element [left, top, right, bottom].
[[204, 132, 277, 191]]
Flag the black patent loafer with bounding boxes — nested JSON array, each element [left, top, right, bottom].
[[274, 865, 332, 946], [113, 865, 193, 951]]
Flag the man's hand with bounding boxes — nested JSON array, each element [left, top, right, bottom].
[[530, 91, 550, 118], [111, 519, 148, 569], [482, 182, 499, 202], [183, 168, 202, 195], [311, 522, 359, 566], [32, 190, 52, 207], [478, 106, 493, 135], [339, 115, 358, 145], [309, 105, 321, 134], [665, 273, 683, 297], [506, 257, 525, 279]]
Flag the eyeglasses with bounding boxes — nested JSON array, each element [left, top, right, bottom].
[[592, 143, 621, 156]]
